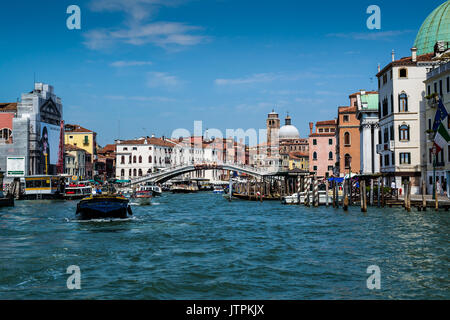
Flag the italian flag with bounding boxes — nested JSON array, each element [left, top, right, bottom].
[[434, 122, 450, 153]]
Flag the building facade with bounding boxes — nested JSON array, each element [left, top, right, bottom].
[[355, 90, 380, 175], [336, 103, 361, 176], [0, 83, 63, 181], [64, 144, 86, 178], [308, 120, 337, 178]]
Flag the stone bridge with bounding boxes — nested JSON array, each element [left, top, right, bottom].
[[122, 162, 281, 186]]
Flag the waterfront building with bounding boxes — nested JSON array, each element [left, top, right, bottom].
[[0, 83, 64, 181], [424, 56, 450, 195], [115, 136, 176, 180], [97, 144, 116, 180], [374, 1, 449, 194], [376, 49, 437, 194], [308, 120, 337, 178], [64, 144, 86, 178], [336, 101, 361, 176], [354, 91, 380, 175], [289, 152, 309, 171]]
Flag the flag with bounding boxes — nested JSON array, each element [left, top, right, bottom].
[[432, 98, 449, 132], [433, 122, 450, 153]]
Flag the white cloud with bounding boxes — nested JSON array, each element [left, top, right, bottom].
[[85, 0, 209, 50], [110, 60, 153, 67], [215, 73, 283, 86], [147, 72, 181, 88]]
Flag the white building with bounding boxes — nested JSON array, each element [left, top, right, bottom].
[[355, 90, 380, 175], [376, 48, 437, 194]]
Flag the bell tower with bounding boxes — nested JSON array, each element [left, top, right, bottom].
[[266, 109, 280, 156]]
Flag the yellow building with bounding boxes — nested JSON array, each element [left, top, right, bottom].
[[289, 152, 309, 171], [64, 124, 97, 163]]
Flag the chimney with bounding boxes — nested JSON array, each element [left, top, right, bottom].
[[151, 133, 155, 138], [309, 122, 314, 135], [377, 63, 381, 73], [391, 50, 395, 62], [411, 47, 417, 62]]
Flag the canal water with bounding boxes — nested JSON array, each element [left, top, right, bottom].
[[0, 192, 448, 299]]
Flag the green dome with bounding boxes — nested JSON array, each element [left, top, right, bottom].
[[414, 1, 450, 55]]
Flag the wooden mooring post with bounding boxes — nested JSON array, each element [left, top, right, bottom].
[[360, 180, 367, 212], [435, 184, 439, 211], [421, 180, 426, 211], [325, 179, 329, 207], [332, 180, 336, 208]]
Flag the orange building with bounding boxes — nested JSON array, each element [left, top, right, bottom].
[[336, 96, 361, 175]]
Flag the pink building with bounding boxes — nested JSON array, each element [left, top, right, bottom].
[[308, 120, 337, 178]]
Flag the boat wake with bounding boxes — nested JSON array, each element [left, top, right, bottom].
[[65, 216, 140, 223]]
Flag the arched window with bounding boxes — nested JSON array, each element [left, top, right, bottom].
[[148, 155, 152, 163], [139, 156, 142, 163], [344, 132, 351, 146], [399, 68, 408, 78], [313, 152, 317, 160], [129, 156, 132, 164], [121, 169, 124, 177], [121, 155, 125, 164], [0, 128, 12, 141], [344, 154, 351, 168], [399, 93, 408, 112], [129, 169, 132, 176], [133, 169, 137, 176], [138, 169, 142, 176], [399, 124, 410, 141], [133, 155, 137, 163], [328, 151, 333, 160]]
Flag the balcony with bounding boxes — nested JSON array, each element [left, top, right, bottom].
[[376, 141, 395, 153]]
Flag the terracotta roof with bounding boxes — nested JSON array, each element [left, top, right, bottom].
[[98, 144, 116, 153], [316, 120, 337, 126], [65, 124, 94, 133], [377, 53, 434, 77], [0, 103, 17, 112], [338, 106, 357, 113], [117, 137, 176, 148], [349, 91, 378, 97], [64, 144, 86, 152], [309, 133, 335, 137]]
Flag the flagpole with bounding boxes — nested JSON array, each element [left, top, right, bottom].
[[433, 150, 436, 200]]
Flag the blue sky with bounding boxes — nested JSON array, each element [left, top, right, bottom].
[[0, 0, 445, 146]]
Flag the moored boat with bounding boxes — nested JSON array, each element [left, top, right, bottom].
[[64, 183, 93, 200], [0, 171, 14, 207], [76, 194, 132, 220]]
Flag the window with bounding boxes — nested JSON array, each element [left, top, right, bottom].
[[344, 132, 350, 146], [84, 136, 89, 145], [319, 128, 323, 133], [133, 155, 137, 163], [428, 85, 431, 96], [0, 128, 12, 141], [384, 154, 390, 166], [390, 70, 393, 79], [123, 147, 128, 151], [390, 125, 394, 141], [121, 169, 124, 177], [384, 128, 389, 143], [382, 98, 388, 117], [129, 169, 132, 176], [343, 115, 349, 122], [399, 68, 408, 78], [313, 152, 317, 160], [328, 151, 333, 160], [149, 156, 152, 163], [439, 80, 443, 96], [133, 169, 137, 177], [132, 147, 137, 151], [428, 119, 432, 131], [447, 76, 450, 93], [434, 82, 438, 93], [69, 136, 73, 139], [390, 94, 394, 113], [399, 125, 410, 141], [328, 166, 334, 171], [399, 93, 408, 112], [344, 154, 351, 168], [313, 139, 317, 145], [383, 73, 387, 85], [329, 139, 333, 145], [129, 156, 132, 164], [121, 155, 125, 164], [400, 153, 411, 164], [138, 169, 142, 177]]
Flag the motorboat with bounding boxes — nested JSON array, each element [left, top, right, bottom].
[[76, 193, 132, 220], [64, 183, 93, 200], [131, 186, 153, 205]]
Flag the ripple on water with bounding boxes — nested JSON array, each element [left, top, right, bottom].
[[0, 193, 448, 299]]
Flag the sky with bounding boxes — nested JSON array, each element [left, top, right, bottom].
[[0, 0, 445, 146]]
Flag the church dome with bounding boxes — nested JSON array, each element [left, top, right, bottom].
[[279, 125, 300, 140], [414, 1, 450, 55]]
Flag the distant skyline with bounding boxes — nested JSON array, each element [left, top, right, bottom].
[[0, 0, 445, 146]]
